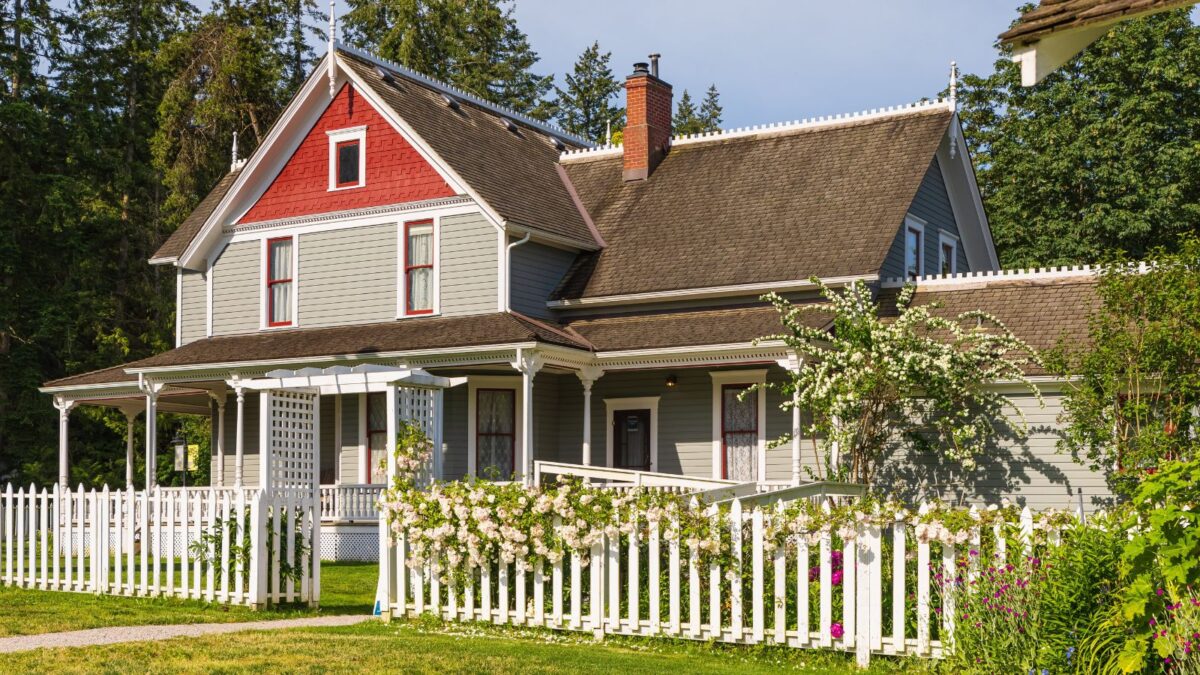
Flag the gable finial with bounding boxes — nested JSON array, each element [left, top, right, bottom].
[[605, 118, 611, 146], [230, 131, 240, 172], [949, 60, 958, 110], [328, 0, 338, 97]]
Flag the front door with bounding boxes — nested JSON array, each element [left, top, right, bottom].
[[613, 409, 651, 472]]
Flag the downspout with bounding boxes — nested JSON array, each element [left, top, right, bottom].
[[504, 231, 532, 312]]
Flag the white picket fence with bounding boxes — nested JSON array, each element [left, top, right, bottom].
[[0, 483, 320, 608], [379, 498, 1070, 668]]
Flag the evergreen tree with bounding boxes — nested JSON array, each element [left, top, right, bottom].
[[699, 83, 722, 132], [956, 9, 1200, 267], [553, 40, 623, 144], [673, 89, 703, 135]]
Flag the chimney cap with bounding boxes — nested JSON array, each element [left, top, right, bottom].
[[648, 53, 660, 78], [631, 61, 650, 77]]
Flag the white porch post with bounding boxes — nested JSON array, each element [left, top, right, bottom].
[[53, 396, 75, 489], [576, 367, 604, 467], [212, 391, 227, 488], [514, 350, 543, 485], [779, 353, 804, 485], [141, 383, 162, 489], [121, 406, 139, 489], [234, 384, 246, 488], [385, 385, 398, 486]]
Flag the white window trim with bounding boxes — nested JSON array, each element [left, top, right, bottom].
[[938, 231, 959, 276], [603, 396, 660, 472], [327, 125, 367, 191], [904, 215, 927, 280], [397, 216, 441, 318], [466, 376, 524, 480], [260, 235, 300, 330], [357, 392, 369, 483], [710, 370, 767, 482]]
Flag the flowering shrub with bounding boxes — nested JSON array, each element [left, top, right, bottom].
[[393, 420, 434, 491], [760, 279, 1043, 484], [944, 553, 1049, 673], [1149, 590, 1200, 674]]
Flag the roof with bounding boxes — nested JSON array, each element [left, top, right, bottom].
[[339, 49, 599, 249], [566, 305, 830, 352], [998, 0, 1195, 45], [43, 363, 141, 390], [151, 169, 242, 262], [556, 105, 954, 300]]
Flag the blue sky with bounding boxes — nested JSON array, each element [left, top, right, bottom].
[[513, 0, 1020, 128]]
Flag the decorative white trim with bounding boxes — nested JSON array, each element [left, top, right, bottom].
[[560, 98, 955, 162], [937, 231, 959, 276], [333, 393, 343, 484], [466, 375, 524, 480], [880, 264, 1103, 289], [547, 274, 878, 309], [397, 216, 440, 318], [326, 125, 367, 191], [903, 215, 926, 281], [938, 117, 1000, 270], [175, 267, 183, 347], [259, 235, 300, 330], [223, 196, 472, 235], [603, 396, 660, 471], [709, 369, 768, 482], [205, 258, 214, 338], [357, 392, 368, 483]]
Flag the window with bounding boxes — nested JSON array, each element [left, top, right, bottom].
[[266, 236, 294, 326], [404, 220, 434, 315], [721, 384, 759, 481], [366, 392, 388, 484], [939, 237, 957, 276], [905, 225, 923, 280], [476, 389, 515, 480], [336, 140, 360, 187], [326, 125, 366, 190]]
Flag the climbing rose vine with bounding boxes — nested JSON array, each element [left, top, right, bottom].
[[761, 279, 1043, 485]]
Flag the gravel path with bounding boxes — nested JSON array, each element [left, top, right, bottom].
[[0, 614, 371, 653]]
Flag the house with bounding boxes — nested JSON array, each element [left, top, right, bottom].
[[38, 45, 1114, 562], [1000, 0, 1198, 85]]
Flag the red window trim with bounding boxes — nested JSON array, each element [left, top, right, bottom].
[[266, 236, 293, 327], [403, 219, 435, 316], [335, 139, 361, 188], [720, 383, 758, 480], [476, 388, 516, 479], [366, 392, 387, 484]]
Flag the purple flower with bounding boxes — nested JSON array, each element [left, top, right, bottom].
[[832, 570, 844, 586], [830, 622, 844, 639], [1157, 588, 1165, 596], [808, 566, 819, 582]]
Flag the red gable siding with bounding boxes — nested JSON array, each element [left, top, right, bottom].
[[239, 83, 456, 225]]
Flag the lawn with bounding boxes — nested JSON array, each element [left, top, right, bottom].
[[0, 618, 933, 674], [0, 561, 377, 636]]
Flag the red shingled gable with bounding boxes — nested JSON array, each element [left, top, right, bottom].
[[238, 83, 456, 225]]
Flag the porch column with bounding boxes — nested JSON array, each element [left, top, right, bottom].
[[514, 350, 543, 485], [779, 354, 804, 485], [53, 396, 75, 488], [121, 406, 139, 488], [143, 387, 160, 488], [234, 384, 246, 488], [576, 367, 604, 467], [212, 390, 227, 488]]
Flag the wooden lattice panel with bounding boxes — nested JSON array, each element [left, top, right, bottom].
[[268, 390, 319, 492]]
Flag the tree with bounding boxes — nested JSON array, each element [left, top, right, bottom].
[[342, 0, 553, 119], [956, 9, 1200, 267], [553, 40, 623, 143], [673, 89, 703, 135], [764, 280, 1042, 485], [699, 83, 722, 132], [1044, 237, 1200, 499]]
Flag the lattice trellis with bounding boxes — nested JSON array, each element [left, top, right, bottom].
[[397, 386, 440, 484], [266, 390, 319, 492]]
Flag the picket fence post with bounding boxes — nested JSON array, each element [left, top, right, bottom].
[[248, 489, 268, 609]]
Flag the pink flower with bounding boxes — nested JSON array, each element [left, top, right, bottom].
[[832, 570, 844, 586], [831, 622, 844, 639]]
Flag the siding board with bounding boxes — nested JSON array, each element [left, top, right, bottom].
[[299, 223, 397, 327], [881, 158, 970, 279], [440, 213, 498, 316], [179, 270, 207, 344], [211, 241, 260, 336], [510, 241, 577, 319]]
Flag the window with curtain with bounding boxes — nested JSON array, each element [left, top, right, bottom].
[[905, 226, 923, 280], [367, 392, 387, 484], [405, 221, 434, 314], [476, 389, 515, 479], [722, 384, 758, 481], [267, 237, 293, 326]]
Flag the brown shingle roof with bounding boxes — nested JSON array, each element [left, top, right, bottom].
[[998, 0, 1195, 45], [566, 305, 831, 352], [151, 169, 242, 261], [43, 363, 142, 389], [339, 51, 598, 249], [557, 107, 953, 300]]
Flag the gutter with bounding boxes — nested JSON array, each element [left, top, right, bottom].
[[504, 232, 532, 312]]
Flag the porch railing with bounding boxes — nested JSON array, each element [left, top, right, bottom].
[[532, 461, 738, 492], [319, 484, 385, 522]]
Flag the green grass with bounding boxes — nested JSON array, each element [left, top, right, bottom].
[[0, 561, 376, 637], [0, 619, 935, 673]]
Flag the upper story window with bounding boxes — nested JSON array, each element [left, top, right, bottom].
[[266, 236, 294, 327], [904, 217, 925, 281], [327, 126, 366, 191], [939, 233, 959, 276], [402, 219, 435, 315]]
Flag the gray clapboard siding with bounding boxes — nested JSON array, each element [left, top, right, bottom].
[[441, 212, 499, 316], [179, 270, 207, 345], [214, 392, 260, 486], [881, 158, 970, 279], [509, 241, 577, 319], [299, 224, 397, 327], [211, 241, 261, 336], [339, 394, 361, 483], [442, 385, 469, 481], [320, 395, 336, 483]]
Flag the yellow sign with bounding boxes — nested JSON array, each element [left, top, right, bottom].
[[187, 444, 200, 473]]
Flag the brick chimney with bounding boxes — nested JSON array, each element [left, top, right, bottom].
[[623, 54, 672, 181]]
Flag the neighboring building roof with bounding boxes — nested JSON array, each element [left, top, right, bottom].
[[999, 0, 1194, 45], [339, 49, 599, 249], [566, 305, 830, 352], [556, 104, 954, 300], [150, 169, 242, 262]]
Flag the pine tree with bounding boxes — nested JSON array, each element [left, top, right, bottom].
[[673, 89, 703, 135], [553, 40, 623, 143], [700, 84, 722, 132]]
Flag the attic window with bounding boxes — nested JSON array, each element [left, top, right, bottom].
[[904, 216, 925, 281], [326, 126, 366, 190]]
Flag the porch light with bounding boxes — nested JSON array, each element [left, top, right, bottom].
[[172, 433, 187, 488], [665, 374, 677, 388]]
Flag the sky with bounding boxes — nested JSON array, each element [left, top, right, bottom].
[[510, 0, 1027, 129]]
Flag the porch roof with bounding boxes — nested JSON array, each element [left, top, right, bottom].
[[566, 305, 832, 353]]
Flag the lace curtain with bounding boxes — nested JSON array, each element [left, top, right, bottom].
[[407, 226, 433, 312], [723, 387, 757, 482], [269, 239, 292, 324], [367, 392, 387, 484], [477, 389, 515, 479]]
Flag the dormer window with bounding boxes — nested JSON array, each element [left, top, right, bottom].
[[326, 126, 366, 190], [904, 216, 925, 281], [938, 232, 959, 276]]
